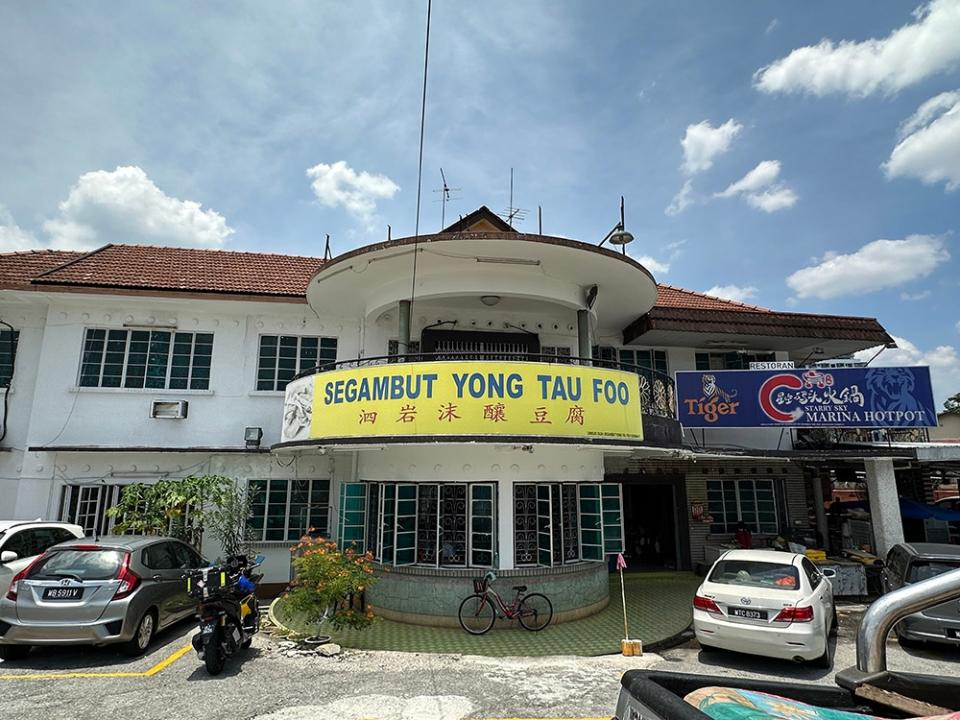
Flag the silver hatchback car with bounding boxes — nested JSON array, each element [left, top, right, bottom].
[[0, 535, 207, 660]]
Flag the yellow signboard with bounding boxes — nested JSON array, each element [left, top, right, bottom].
[[309, 361, 643, 442]]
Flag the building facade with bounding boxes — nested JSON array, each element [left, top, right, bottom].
[[2, 208, 914, 624]]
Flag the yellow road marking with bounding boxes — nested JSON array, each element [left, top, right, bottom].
[[142, 643, 193, 676], [0, 643, 193, 680]]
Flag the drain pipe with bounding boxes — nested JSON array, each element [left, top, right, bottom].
[[856, 566, 960, 673]]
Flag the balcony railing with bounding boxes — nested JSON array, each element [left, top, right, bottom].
[[294, 351, 678, 420]]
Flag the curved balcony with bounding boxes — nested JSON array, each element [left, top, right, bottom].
[[281, 352, 682, 449], [295, 352, 677, 419]]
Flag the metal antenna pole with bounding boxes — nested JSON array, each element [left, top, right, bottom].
[[409, 0, 432, 316], [509, 168, 514, 228], [538, 205, 542, 235], [620, 196, 626, 255]]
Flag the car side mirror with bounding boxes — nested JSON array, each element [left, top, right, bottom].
[[821, 568, 837, 579], [0, 550, 18, 564]]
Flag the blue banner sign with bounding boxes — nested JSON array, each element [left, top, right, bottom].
[[675, 367, 937, 428]]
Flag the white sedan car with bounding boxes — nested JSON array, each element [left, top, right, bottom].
[[693, 549, 836, 667]]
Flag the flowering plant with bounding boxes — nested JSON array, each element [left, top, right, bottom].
[[282, 534, 378, 631]]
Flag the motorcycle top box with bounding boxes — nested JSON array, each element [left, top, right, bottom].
[[186, 566, 231, 600]]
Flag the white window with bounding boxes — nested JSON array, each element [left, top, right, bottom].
[[60, 484, 123, 536], [248, 479, 331, 541], [256, 335, 337, 391], [78, 328, 213, 390]]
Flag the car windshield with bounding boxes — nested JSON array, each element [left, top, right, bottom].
[[709, 559, 800, 590], [29, 549, 124, 580], [907, 560, 960, 584]]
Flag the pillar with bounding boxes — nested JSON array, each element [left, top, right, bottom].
[[810, 468, 829, 550], [576, 309, 591, 363], [863, 458, 904, 559], [497, 478, 514, 570], [398, 299, 411, 357]]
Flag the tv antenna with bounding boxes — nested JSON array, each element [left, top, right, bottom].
[[323, 234, 333, 260], [433, 168, 460, 229], [498, 168, 527, 227]]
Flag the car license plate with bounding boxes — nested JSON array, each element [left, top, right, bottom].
[[730, 607, 767, 620], [43, 587, 83, 600], [947, 628, 960, 639]]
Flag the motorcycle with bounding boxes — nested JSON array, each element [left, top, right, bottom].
[[186, 554, 264, 675]]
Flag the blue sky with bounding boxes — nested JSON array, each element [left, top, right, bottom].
[[1, 1, 958, 402]]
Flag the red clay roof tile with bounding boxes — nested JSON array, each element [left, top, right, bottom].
[[0, 249, 86, 289], [654, 283, 770, 312], [31, 244, 325, 297]]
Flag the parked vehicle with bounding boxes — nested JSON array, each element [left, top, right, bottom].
[[615, 566, 960, 720], [881, 541, 960, 648], [187, 554, 263, 676], [0, 535, 207, 660], [0, 520, 84, 598], [693, 549, 836, 667]]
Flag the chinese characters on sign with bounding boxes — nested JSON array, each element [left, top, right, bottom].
[[676, 367, 937, 428], [301, 361, 643, 441]]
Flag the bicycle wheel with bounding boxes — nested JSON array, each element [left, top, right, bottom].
[[518, 593, 553, 631], [458, 594, 496, 635]]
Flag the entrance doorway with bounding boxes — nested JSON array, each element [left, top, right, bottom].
[[620, 478, 689, 571]]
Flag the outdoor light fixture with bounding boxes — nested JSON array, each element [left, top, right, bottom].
[[480, 295, 501, 306], [606, 228, 634, 245], [244, 426, 263, 449]]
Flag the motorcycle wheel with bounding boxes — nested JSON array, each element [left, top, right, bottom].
[[204, 629, 226, 676]]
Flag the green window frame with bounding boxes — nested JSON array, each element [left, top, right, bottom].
[[257, 335, 337, 391], [78, 328, 213, 390], [336, 482, 496, 568], [337, 482, 367, 552], [0, 329, 19, 386], [248, 478, 330, 542], [707, 478, 784, 535], [619, 348, 668, 375]]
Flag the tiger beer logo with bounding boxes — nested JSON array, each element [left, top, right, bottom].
[[683, 373, 740, 423]]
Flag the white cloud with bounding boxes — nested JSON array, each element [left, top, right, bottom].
[[786, 234, 949, 299], [680, 119, 742, 175], [715, 160, 798, 212], [901, 290, 933, 301], [306, 161, 399, 226], [665, 179, 695, 216], [632, 240, 686, 275], [956, 320, 960, 335], [745, 187, 799, 212], [704, 284, 759, 303], [754, 0, 960, 97], [0, 206, 40, 252], [43, 166, 233, 250], [854, 335, 960, 406], [885, 90, 960, 191], [765, 18, 779, 34]]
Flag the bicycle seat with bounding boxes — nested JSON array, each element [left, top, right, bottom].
[[512, 585, 527, 593]]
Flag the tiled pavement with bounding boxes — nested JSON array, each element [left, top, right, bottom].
[[279, 571, 700, 657]]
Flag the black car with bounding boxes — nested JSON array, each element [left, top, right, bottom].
[[881, 542, 960, 647]]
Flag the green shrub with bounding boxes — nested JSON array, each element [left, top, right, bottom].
[[283, 535, 378, 631]]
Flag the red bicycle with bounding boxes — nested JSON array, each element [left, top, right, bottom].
[[458, 571, 553, 635]]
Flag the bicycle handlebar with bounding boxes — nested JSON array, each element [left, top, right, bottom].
[[484, 571, 497, 583]]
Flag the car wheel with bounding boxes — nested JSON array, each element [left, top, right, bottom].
[[120, 610, 156, 657], [0, 644, 31, 661]]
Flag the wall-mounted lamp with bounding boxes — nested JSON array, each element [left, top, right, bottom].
[[245, 426, 263, 449], [480, 295, 501, 307]]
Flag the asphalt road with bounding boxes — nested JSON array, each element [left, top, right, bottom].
[[1, 606, 957, 720]]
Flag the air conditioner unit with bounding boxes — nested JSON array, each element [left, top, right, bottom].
[[150, 399, 189, 419]]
